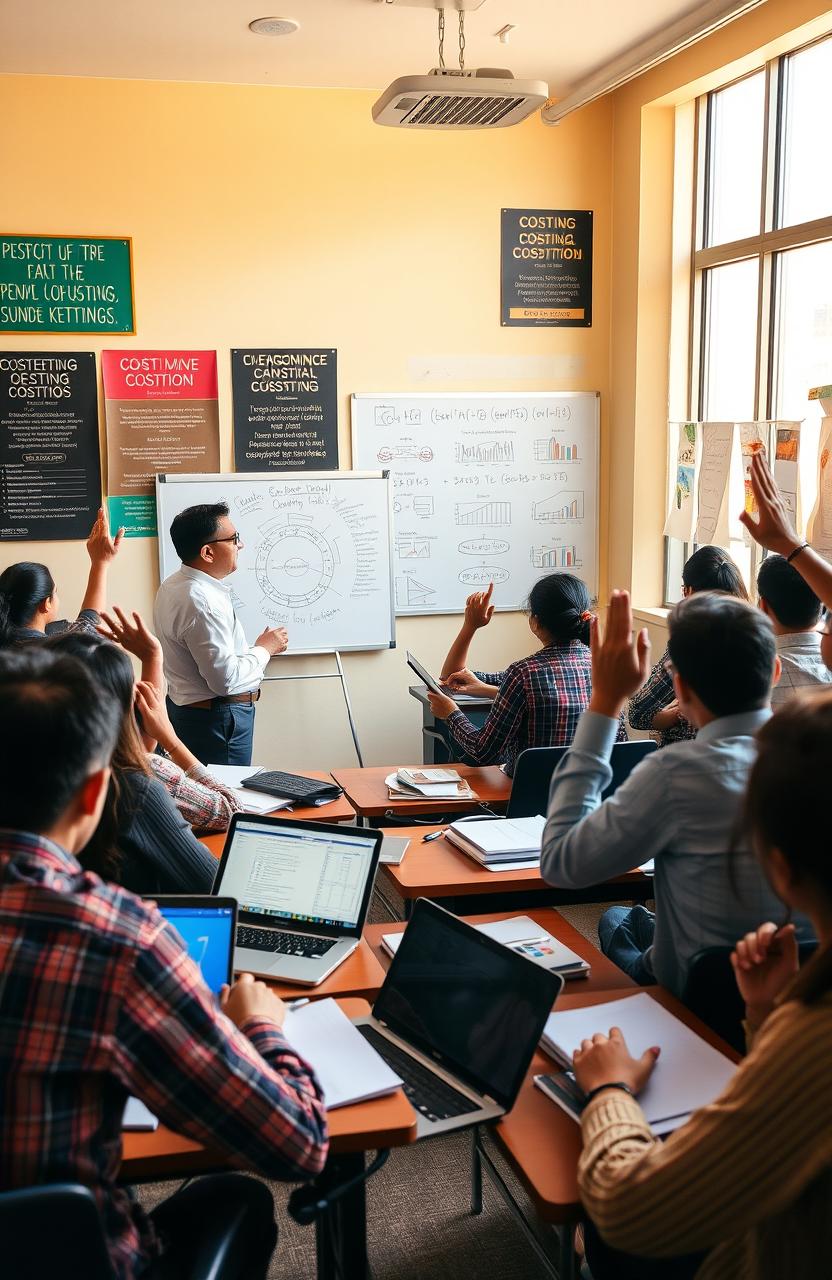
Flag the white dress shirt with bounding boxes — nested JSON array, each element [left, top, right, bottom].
[[154, 566, 269, 705]]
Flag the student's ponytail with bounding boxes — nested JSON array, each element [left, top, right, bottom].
[[682, 546, 749, 600], [744, 688, 832, 1006], [527, 573, 593, 645], [0, 563, 55, 645]]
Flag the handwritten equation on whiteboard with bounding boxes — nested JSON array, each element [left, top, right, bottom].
[[351, 393, 599, 614]]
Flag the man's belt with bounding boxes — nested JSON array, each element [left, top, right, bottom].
[[184, 689, 261, 710]]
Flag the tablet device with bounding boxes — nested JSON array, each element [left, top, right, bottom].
[[150, 895, 237, 996], [406, 650, 446, 697]]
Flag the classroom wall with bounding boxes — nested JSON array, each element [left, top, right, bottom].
[[0, 75, 613, 769]]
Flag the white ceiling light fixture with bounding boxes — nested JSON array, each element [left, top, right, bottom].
[[372, 0, 548, 130], [542, 0, 766, 125], [248, 16, 300, 37]]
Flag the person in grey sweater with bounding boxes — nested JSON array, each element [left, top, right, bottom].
[[541, 590, 813, 997], [47, 631, 216, 895]]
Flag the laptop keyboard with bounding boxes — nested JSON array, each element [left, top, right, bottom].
[[357, 1024, 479, 1122], [236, 925, 336, 959]]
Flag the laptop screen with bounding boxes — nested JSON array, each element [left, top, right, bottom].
[[374, 900, 561, 1109], [155, 900, 235, 995], [217, 819, 378, 933]]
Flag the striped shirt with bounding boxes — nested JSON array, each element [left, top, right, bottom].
[[578, 990, 832, 1279], [0, 832, 328, 1279], [444, 641, 626, 777]]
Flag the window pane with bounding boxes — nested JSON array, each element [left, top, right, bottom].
[[701, 258, 759, 420], [771, 239, 832, 528], [779, 38, 832, 228], [706, 73, 765, 246]]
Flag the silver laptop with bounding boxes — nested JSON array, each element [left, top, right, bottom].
[[353, 898, 562, 1137], [212, 814, 381, 986]]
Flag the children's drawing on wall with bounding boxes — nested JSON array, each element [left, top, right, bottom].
[[773, 424, 801, 529], [808, 418, 832, 560], [695, 422, 733, 544], [664, 421, 699, 540], [738, 422, 767, 543]]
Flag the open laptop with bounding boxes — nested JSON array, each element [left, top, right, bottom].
[[151, 895, 236, 994], [212, 814, 382, 986], [353, 898, 562, 1137]]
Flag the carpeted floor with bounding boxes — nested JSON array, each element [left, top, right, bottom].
[[136, 890, 607, 1278]]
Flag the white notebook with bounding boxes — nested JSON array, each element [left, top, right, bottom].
[[382, 915, 589, 977], [540, 992, 736, 1134], [446, 814, 545, 857], [284, 998, 402, 1109]]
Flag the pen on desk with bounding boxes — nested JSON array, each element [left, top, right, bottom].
[[286, 997, 310, 1010], [422, 829, 446, 843]]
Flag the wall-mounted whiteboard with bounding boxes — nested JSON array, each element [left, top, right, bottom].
[[156, 472, 395, 653], [351, 392, 599, 614]]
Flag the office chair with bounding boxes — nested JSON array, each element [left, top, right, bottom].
[[682, 939, 819, 1054], [507, 739, 657, 818]]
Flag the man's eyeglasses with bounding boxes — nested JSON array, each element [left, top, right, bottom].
[[206, 532, 241, 547]]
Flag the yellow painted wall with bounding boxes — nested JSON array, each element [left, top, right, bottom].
[[0, 75, 613, 769]]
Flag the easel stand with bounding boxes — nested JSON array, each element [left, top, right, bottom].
[[261, 650, 364, 766]]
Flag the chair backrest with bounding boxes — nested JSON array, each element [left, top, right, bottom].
[[0, 1183, 114, 1279], [507, 739, 658, 818], [682, 940, 819, 1054]]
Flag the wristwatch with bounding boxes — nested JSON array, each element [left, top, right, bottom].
[[583, 1082, 635, 1105]]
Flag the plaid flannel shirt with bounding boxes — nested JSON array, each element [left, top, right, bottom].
[[0, 832, 328, 1280], [445, 641, 626, 776], [627, 647, 697, 747]]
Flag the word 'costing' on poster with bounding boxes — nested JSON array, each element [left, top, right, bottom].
[[103, 350, 220, 538], [0, 351, 101, 541], [0, 235, 134, 334], [501, 209, 592, 328], [232, 349, 338, 472], [664, 422, 699, 540]]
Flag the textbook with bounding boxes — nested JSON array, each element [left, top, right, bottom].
[[538, 992, 736, 1135], [381, 915, 590, 979], [284, 998, 402, 1109], [444, 814, 545, 864]]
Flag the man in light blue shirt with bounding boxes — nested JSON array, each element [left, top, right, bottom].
[[541, 590, 812, 997]]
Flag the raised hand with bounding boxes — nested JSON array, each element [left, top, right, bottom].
[[739, 452, 801, 556], [572, 1026, 660, 1096], [730, 922, 798, 1029], [86, 507, 125, 563], [464, 583, 495, 630], [98, 607, 161, 662], [588, 590, 651, 720]]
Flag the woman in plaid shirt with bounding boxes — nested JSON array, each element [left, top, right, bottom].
[[628, 546, 748, 747], [428, 573, 625, 776]]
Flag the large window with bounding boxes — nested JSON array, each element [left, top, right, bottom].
[[665, 34, 832, 604]]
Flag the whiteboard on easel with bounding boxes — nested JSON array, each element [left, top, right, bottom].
[[156, 471, 395, 654], [351, 392, 599, 614]]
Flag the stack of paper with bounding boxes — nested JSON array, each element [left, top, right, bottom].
[[382, 914, 589, 979], [444, 814, 544, 870], [207, 764, 292, 814], [285, 998, 402, 1109], [385, 769, 476, 802], [538, 992, 736, 1134], [380, 836, 410, 866]]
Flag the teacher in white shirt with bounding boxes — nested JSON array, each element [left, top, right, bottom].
[[154, 502, 287, 765]]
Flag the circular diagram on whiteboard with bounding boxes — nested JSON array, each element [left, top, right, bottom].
[[255, 522, 336, 608]]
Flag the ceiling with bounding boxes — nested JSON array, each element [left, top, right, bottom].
[[1, 0, 718, 96]]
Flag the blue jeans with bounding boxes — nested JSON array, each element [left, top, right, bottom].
[[166, 697, 256, 767], [598, 904, 656, 985]]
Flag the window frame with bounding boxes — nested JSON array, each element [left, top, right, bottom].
[[664, 33, 832, 606]]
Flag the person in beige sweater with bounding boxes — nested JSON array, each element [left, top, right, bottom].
[[572, 685, 832, 1280]]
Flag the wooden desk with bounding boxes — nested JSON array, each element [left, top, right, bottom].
[[331, 764, 512, 821], [121, 998, 416, 1280], [489, 986, 740, 1229], [207, 771, 356, 825], [376, 825, 653, 914], [364, 908, 636, 993]]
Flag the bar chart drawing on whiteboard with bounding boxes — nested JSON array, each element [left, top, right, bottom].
[[532, 491, 584, 522], [530, 543, 582, 569], [454, 440, 515, 465], [534, 439, 579, 462], [454, 500, 512, 526]]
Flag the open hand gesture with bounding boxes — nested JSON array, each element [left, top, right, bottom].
[[588, 590, 651, 719], [98, 607, 161, 663], [739, 452, 801, 556]]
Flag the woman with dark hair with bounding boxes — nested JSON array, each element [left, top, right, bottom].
[[0, 508, 123, 646], [571, 687, 832, 1280], [46, 631, 217, 895], [428, 573, 625, 774], [628, 545, 749, 746]]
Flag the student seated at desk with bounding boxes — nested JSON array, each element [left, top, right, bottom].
[[572, 689, 832, 1280], [757, 553, 832, 704], [628, 546, 748, 747], [0, 648, 327, 1280], [48, 631, 219, 893], [0, 507, 123, 647], [541, 590, 812, 998], [428, 573, 626, 776]]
